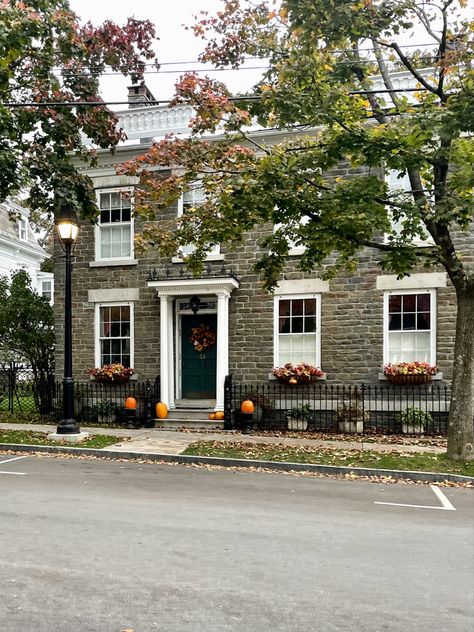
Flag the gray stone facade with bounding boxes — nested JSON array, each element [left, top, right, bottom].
[[54, 148, 472, 389]]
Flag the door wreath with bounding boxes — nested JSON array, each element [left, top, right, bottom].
[[189, 323, 216, 353]]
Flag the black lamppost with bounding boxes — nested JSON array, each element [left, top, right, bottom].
[[55, 205, 80, 435]]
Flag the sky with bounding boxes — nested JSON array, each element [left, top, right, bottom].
[[68, 0, 265, 107], [68, 0, 473, 109]]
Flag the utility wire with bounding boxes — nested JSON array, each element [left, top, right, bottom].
[[46, 41, 440, 71], [54, 57, 439, 78], [1, 87, 444, 108]]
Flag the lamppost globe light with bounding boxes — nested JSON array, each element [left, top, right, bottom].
[[55, 204, 79, 248], [57, 221, 79, 243]]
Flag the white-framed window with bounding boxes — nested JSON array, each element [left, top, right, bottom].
[[95, 189, 133, 261], [383, 289, 436, 365], [274, 216, 309, 256], [385, 170, 433, 245], [177, 183, 220, 257], [274, 294, 321, 366], [18, 218, 28, 242], [94, 302, 134, 368], [40, 280, 53, 304]]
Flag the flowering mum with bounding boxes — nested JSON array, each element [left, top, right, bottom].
[[88, 364, 135, 383], [272, 363, 324, 380], [383, 362, 437, 376]]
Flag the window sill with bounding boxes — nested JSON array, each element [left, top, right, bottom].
[[287, 247, 305, 257], [89, 259, 138, 267], [378, 372, 443, 381], [172, 254, 225, 264]]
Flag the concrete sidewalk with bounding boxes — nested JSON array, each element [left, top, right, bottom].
[[0, 422, 446, 456]]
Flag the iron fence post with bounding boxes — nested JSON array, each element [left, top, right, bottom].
[[144, 380, 154, 428], [8, 361, 14, 413], [224, 374, 233, 430]]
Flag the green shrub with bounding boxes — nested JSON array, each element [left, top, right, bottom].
[[397, 407, 432, 427]]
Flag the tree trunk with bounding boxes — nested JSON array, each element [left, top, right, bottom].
[[447, 287, 474, 461]]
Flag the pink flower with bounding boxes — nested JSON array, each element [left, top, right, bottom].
[[383, 362, 437, 376], [272, 363, 324, 379]]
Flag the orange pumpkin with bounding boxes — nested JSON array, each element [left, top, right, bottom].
[[289, 377, 297, 385], [215, 411, 225, 420], [241, 399, 255, 414], [125, 397, 137, 410], [155, 402, 168, 419], [208, 413, 216, 420]]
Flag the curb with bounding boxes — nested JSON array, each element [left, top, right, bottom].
[[1, 442, 473, 484]]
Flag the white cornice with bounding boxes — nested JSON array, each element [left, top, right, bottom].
[[147, 276, 240, 296]]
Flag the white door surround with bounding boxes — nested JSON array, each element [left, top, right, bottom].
[[147, 277, 239, 411]]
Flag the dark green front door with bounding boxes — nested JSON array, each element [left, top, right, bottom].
[[181, 314, 217, 398]]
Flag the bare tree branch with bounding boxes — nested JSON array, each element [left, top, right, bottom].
[[413, 5, 442, 44], [371, 39, 402, 110], [379, 41, 440, 95]]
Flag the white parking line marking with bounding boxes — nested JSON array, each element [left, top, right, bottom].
[[0, 456, 28, 466], [374, 485, 456, 511], [430, 485, 456, 510], [0, 455, 28, 476]]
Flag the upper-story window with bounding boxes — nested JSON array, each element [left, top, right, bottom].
[[18, 218, 28, 242], [274, 216, 309, 256], [177, 183, 220, 257], [41, 280, 53, 304], [383, 289, 436, 365], [95, 189, 133, 261], [385, 170, 432, 245], [274, 295, 321, 366]]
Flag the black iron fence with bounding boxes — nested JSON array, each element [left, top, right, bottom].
[[225, 376, 450, 435], [0, 365, 161, 427], [0, 366, 450, 435], [0, 365, 51, 416]]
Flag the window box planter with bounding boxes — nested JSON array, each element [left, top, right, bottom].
[[93, 375, 131, 385], [278, 375, 310, 385], [386, 374, 432, 385], [383, 362, 437, 385], [272, 363, 324, 385], [88, 364, 135, 384]]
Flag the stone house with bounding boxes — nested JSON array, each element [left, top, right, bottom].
[[0, 199, 53, 303], [55, 80, 472, 413]]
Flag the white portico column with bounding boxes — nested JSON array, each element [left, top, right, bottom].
[[159, 295, 171, 408], [167, 299, 175, 409], [215, 291, 230, 411]]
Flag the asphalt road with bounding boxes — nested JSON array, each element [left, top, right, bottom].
[[1, 455, 473, 632]]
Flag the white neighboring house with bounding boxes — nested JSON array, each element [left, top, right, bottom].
[[0, 200, 54, 303]]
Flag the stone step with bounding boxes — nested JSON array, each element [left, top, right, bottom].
[[167, 408, 215, 421], [153, 419, 224, 430]]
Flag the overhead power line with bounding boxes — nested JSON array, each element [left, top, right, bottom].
[[0, 87, 442, 108], [47, 42, 440, 72], [54, 56, 440, 79]]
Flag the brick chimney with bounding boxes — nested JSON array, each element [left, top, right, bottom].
[[127, 82, 157, 108]]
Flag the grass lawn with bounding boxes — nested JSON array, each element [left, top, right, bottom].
[[0, 429, 121, 449], [0, 412, 127, 429], [182, 441, 474, 477], [0, 395, 37, 413]]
